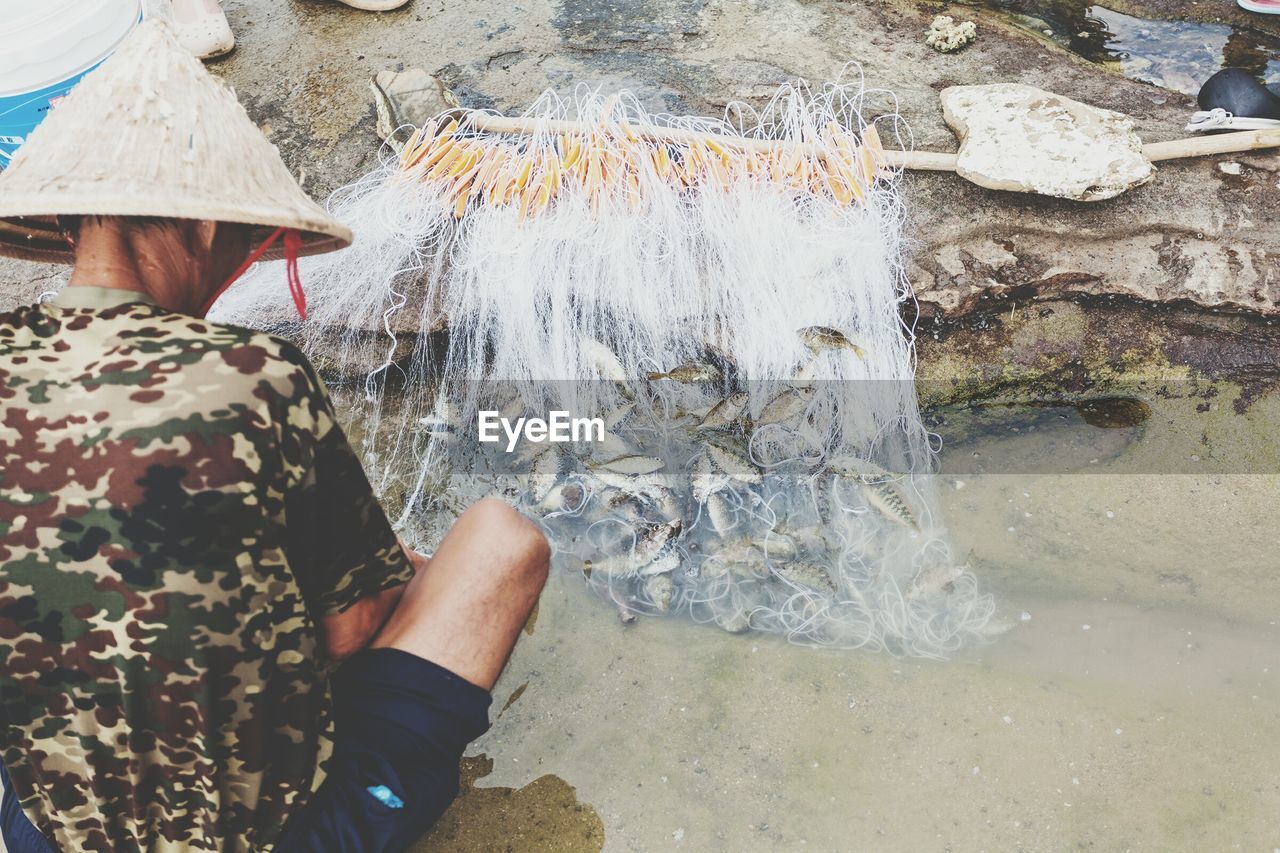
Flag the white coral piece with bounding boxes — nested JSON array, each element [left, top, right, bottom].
[[926, 15, 977, 53]]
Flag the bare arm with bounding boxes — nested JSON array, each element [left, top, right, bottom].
[[320, 539, 431, 661]]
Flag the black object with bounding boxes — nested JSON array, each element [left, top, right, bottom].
[[1198, 68, 1280, 116]]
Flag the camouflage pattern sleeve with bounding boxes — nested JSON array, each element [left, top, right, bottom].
[[270, 341, 415, 616]]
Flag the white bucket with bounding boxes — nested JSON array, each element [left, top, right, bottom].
[[0, 0, 146, 165]]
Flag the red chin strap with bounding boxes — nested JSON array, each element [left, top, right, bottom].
[[199, 227, 308, 321]]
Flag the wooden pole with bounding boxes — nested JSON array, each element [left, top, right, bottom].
[[464, 113, 959, 171], [1142, 128, 1280, 162], [466, 114, 1280, 173]]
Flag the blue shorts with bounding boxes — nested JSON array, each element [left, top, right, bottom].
[[275, 647, 492, 851], [0, 648, 490, 853]]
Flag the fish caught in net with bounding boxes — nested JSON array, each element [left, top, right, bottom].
[[211, 75, 998, 657]]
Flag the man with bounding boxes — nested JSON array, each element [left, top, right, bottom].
[[0, 21, 548, 852]]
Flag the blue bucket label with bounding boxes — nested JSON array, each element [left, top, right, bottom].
[[0, 68, 101, 167], [0, 9, 144, 168]]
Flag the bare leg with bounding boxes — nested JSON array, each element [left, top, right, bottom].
[[371, 498, 550, 691]]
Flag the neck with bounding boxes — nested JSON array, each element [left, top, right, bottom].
[[67, 220, 209, 314]]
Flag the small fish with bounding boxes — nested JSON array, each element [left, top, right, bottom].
[[772, 561, 838, 595], [526, 447, 564, 503], [641, 482, 684, 521], [827, 454, 894, 483], [587, 468, 650, 494], [656, 496, 685, 522], [757, 386, 815, 425], [592, 455, 665, 476], [812, 474, 834, 525], [601, 491, 654, 526], [690, 452, 730, 503], [703, 442, 762, 486], [861, 480, 919, 531], [754, 532, 799, 561], [417, 414, 454, 435], [701, 543, 769, 580], [589, 519, 682, 578], [788, 525, 829, 550], [509, 437, 550, 467], [583, 337, 627, 381], [527, 445, 563, 474], [647, 361, 721, 383], [603, 401, 636, 431], [586, 470, 679, 520], [679, 402, 715, 421], [623, 525, 681, 577], [644, 573, 675, 613], [537, 482, 585, 514], [705, 492, 735, 537], [599, 486, 638, 511], [698, 392, 748, 431], [799, 325, 865, 357], [639, 549, 681, 577], [700, 341, 740, 384], [417, 400, 459, 434]]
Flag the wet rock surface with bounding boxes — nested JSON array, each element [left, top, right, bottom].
[[916, 296, 1280, 474], [919, 296, 1280, 406]]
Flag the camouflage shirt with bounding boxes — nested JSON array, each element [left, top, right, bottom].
[[0, 286, 414, 851]]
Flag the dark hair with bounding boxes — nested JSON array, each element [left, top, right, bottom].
[[57, 215, 183, 244]]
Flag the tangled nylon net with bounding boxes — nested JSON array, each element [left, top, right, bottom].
[[212, 77, 996, 657]]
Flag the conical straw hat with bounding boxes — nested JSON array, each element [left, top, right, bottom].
[[0, 19, 351, 264]]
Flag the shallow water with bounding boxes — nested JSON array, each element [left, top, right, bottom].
[[413, 388, 1280, 851], [985, 0, 1280, 95]]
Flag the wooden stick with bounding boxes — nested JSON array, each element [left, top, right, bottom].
[[1142, 128, 1280, 162], [466, 114, 1280, 172], [465, 113, 958, 171]]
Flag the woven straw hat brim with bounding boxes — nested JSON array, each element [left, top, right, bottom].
[[0, 19, 352, 265], [0, 209, 348, 265]]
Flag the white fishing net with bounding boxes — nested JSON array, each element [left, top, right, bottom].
[[211, 78, 996, 657]]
